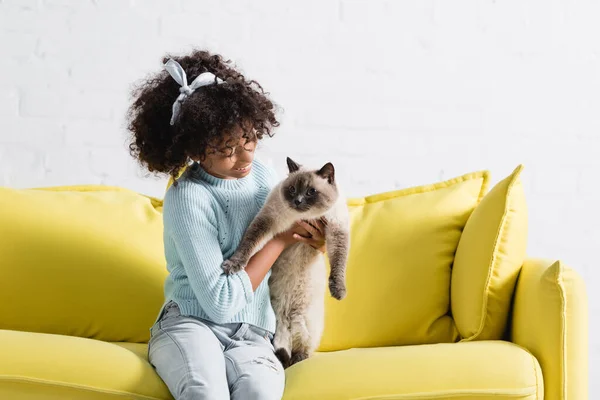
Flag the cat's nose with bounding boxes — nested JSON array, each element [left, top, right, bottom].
[[294, 198, 302, 206]]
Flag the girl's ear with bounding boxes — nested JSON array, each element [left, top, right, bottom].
[[317, 162, 335, 184], [286, 157, 301, 173]]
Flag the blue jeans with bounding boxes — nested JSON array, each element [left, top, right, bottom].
[[148, 301, 285, 400]]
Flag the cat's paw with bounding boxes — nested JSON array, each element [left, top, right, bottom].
[[222, 258, 245, 275], [290, 350, 309, 367], [329, 277, 347, 300]]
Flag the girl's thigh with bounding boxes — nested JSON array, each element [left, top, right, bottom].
[[149, 317, 229, 400], [225, 343, 285, 400]]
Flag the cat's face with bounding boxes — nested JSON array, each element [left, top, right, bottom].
[[281, 157, 338, 214]]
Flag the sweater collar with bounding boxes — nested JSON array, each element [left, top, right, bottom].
[[188, 162, 253, 190]]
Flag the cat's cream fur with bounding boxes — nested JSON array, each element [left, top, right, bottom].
[[222, 157, 350, 367]]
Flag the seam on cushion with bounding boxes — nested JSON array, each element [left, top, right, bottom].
[[531, 349, 540, 400], [352, 172, 486, 205], [350, 386, 537, 399], [555, 262, 567, 399], [476, 171, 491, 203], [462, 165, 523, 342], [509, 341, 543, 400], [35, 185, 133, 193], [509, 342, 544, 400], [0, 375, 165, 400], [30, 185, 163, 207], [535, 353, 540, 400], [348, 171, 489, 206]]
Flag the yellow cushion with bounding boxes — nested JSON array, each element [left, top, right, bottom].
[[318, 171, 489, 351], [451, 165, 528, 340], [0, 185, 167, 343], [284, 341, 542, 399], [0, 329, 171, 400]]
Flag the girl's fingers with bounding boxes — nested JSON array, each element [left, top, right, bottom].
[[293, 234, 312, 243], [292, 222, 311, 238], [298, 220, 319, 237], [293, 234, 322, 249], [306, 218, 325, 235], [314, 220, 326, 235]]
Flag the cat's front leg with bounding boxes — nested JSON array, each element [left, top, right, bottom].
[[222, 214, 276, 274], [325, 222, 350, 300]]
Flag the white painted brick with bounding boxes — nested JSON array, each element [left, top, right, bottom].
[[68, 61, 140, 90], [88, 147, 139, 178], [86, 148, 168, 196], [0, 143, 46, 188], [42, 0, 82, 8], [578, 164, 600, 194], [90, 0, 135, 11], [20, 89, 114, 120], [135, 0, 182, 13], [37, 11, 159, 64], [0, 88, 19, 117], [67, 10, 158, 38], [0, 116, 65, 145], [43, 147, 103, 187], [43, 0, 136, 12], [159, 12, 221, 41], [0, 58, 70, 89], [0, 33, 38, 59], [63, 120, 129, 148], [0, 9, 69, 34], [0, 0, 42, 10], [529, 165, 581, 195], [1, 1, 599, 395]]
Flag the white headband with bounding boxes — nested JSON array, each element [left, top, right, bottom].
[[164, 58, 224, 125]]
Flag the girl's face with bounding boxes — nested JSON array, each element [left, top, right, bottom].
[[200, 135, 257, 180]]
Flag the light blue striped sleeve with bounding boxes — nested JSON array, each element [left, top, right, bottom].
[[163, 184, 254, 322]]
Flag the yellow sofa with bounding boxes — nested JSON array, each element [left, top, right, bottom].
[[0, 167, 588, 400]]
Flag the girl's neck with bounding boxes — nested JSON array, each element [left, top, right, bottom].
[[190, 163, 251, 190], [201, 163, 237, 180]]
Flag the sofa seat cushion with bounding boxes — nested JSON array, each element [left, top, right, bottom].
[[283, 341, 543, 400], [0, 329, 171, 400]]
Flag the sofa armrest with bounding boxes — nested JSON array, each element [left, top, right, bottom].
[[511, 258, 588, 400]]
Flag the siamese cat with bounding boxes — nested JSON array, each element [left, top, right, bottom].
[[222, 157, 350, 367]]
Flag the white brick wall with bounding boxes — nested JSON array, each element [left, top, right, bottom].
[[1, 0, 598, 393]]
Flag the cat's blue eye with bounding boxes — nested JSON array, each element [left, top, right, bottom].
[[289, 186, 296, 194], [307, 188, 317, 196]]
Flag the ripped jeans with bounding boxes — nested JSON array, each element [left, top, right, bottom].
[[148, 301, 285, 400]]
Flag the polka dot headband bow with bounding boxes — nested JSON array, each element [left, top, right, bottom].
[[164, 58, 225, 125]]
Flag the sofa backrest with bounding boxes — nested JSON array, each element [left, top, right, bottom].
[[0, 169, 496, 348]]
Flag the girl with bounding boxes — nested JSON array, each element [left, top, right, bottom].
[[127, 50, 326, 400]]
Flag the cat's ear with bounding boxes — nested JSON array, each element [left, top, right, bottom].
[[286, 157, 301, 173], [317, 162, 335, 184]]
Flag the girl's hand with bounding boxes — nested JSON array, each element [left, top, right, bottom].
[[293, 219, 327, 253], [274, 219, 327, 253], [274, 224, 306, 247]]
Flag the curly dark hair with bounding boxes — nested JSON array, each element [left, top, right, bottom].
[[127, 49, 279, 183]]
